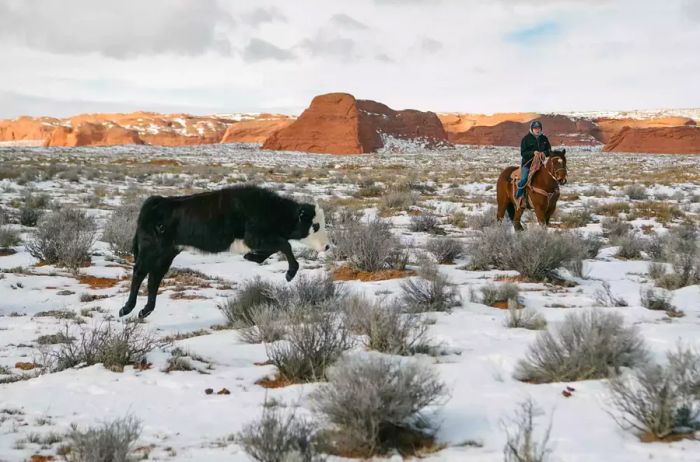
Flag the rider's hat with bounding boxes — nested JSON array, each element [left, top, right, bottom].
[[530, 120, 542, 130]]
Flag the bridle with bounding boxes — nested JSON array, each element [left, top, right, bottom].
[[523, 154, 567, 209], [545, 155, 567, 185]]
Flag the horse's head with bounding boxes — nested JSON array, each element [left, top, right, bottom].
[[547, 149, 567, 185]]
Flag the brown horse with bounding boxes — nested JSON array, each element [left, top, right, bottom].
[[496, 149, 568, 230]]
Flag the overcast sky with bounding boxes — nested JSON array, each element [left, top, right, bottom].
[[1, 0, 698, 118]]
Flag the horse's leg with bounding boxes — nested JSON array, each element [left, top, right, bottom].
[[546, 199, 559, 227], [513, 206, 525, 231], [497, 199, 506, 222], [534, 202, 548, 227]]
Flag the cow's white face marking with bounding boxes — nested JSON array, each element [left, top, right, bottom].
[[177, 245, 202, 254], [230, 239, 252, 254], [299, 205, 330, 252]]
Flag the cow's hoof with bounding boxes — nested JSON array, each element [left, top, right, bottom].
[[119, 305, 134, 317], [138, 307, 154, 319], [285, 270, 297, 282]]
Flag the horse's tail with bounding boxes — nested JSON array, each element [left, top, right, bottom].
[[506, 201, 515, 221]]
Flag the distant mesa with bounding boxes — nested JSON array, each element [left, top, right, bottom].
[[439, 111, 699, 154], [262, 92, 451, 154], [0, 100, 698, 154], [445, 114, 600, 147], [0, 112, 292, 148], [603, 126, 700, 154], [220, 115, 294, 144]]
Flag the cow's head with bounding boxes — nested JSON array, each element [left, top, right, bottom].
[[295, 203, 330, 252]]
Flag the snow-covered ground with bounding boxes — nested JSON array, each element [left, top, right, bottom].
[[0, 144, 698, 461]]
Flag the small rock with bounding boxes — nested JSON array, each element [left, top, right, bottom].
[[205, 388, 214, 395], [217, 388, 231, 395]]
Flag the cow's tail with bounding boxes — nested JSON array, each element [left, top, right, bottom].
[[131, 234, 139, 261]]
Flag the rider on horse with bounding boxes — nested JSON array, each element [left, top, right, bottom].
[[516, 120, 552, 201]]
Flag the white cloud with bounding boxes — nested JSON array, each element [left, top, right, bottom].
[[0, 0, 234, 59], [0, 0, 697, 118], [243, 38, 295, 62]]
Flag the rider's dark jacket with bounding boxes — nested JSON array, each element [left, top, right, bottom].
[[520, 132, 552, 166]]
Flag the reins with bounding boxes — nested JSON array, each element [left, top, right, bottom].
[[522, 155, 566, 208]]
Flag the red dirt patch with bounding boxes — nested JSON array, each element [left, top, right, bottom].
[[29, 456, 55, 462], [134, 359, 152, 371], [333, 266, 415, 282], [490, 301, 509, 310], [0, 248, 17, 256], [494, 275, 525, 282], [256, 375, 295, 389], [15, 362, 39, 370], [169, 292, 208, 300], [147, 159, 180, 166], [78, 275, 120, 289], [639, 432, 696, 443]]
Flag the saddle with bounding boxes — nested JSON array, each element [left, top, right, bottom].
[[510, 152, 547, 210]]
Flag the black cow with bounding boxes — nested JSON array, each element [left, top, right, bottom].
[[119, 185, 330, 319]]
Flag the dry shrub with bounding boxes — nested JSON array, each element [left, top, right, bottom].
[[608, 345, 700, 440], [26, 208, 97, 270], [102, 204, 140, 257], [312, 354, 447, 457], [66, 416, 141, 462], [331, 218, 408, 272], [238, 401, 323, 462], [341, 296, 432, 356], [400, 262, 460, 312], [502, 398, 553, 462], [514, 310, 647, 383], [266, 312, 353, 383], [426, 237, 464, 264], [44, 322, 164, 373]]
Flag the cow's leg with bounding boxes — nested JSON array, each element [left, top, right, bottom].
[[278, 240, 299, 282], [244, 250, 275, 264], [119, 261, 148, 317], [120, 235, 153, 317], [245, 234, 299, 282], [138, 250, 177, 319]]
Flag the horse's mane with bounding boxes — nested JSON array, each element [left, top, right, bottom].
[[551, 149, 566, 157]]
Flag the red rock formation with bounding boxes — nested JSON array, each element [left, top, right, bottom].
[[594, 117, 696, 144], [450, 115, 601, 147], [1, 112, 247, 147], [221, 116, 294, 144], [45, 122, 144, 147], [263, 93, 449, 154], [603, 126, 700, 154], [0, 116, 62, 145], [439, 112, 539, 135]]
